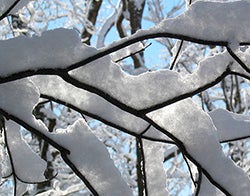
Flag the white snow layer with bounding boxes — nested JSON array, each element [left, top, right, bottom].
[[31, 75, 154, 135], [70, 49, 247, 110], [50, 119, 132, 196], [1, 27, 250, 112], [209, 109, 250, 142], [198, 174, 225, 196], [16, 179, 28, 196], [150, 0, 250, 45], [32, 76, 174, 142], [32, 75, 146, 132], [0, 0, 31, 16], [5, 120, 47, 182], [144, 140, 169, 196], [0, 28, 97, 77], [147, 98, 250, 195], [0, 78, 132, 195], [0, 79, 48, 132]]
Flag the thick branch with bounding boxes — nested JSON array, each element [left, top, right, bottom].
[[56, 73, 234, 194], [40, 94, 174, 144], [0, 31, 235, 84]]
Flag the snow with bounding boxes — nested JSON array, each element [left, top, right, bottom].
[[16, 179, 28, 196], [70, 45, 250, 111], [0, 28, 97, 77], [147, 98, 250, 195], [49, 119, 132, 196], [5, 120, 47, 182], [143, 140, 169, 196], [150, 1, 250, 46], [209, 109, 250, 142], [198, 174, 217, 196], [69, 50, 229, 110], [0, 0, 31, 16], [10, 0, 31, 14], [1, 1, 250, 194], [0, 79, 47, 132], [31, 75, 150, 135]]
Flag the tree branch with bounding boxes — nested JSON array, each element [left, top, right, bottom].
[[0, 31, 237, 84]]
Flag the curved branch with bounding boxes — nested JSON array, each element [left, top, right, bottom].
[[144, 118, 230, 195], [57, 73, 234, 194], [139, 68, 231, 114], [57, 73, 232, 194], [59, 67, 230, 116], [0, 31, 234, 84], [14, 173, 57, 186], [66, 32, 229, 72], [40, 94, 174, 144]]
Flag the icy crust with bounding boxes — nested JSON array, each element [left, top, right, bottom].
[[31, 75, 153, 135], [149, 0, 250, 45], [144, 140, 169, 196], [0, 28, 96, 77], [70, 50, 237, 110], [5, 120, 47, 182], [209, 109, 250, 142], [50, 119, 132, 196], [147, 99, 250, 195]]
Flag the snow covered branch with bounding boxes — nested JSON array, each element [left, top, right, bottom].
[[1, 0, 250, 195]]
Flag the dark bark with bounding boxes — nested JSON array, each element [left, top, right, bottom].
[[81, 0, 103, 45], [128, 0, 146, 68]]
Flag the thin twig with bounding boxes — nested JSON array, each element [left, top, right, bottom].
[[170, 40, 184, 70], [114, 43, 152, 63]]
